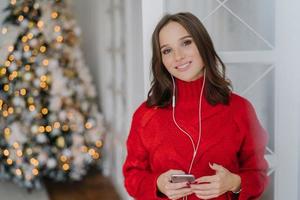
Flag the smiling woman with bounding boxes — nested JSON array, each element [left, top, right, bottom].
[[123, 12, 269, 200], [159, 22, 204, 82]]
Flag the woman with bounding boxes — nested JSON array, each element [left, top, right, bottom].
[[123, 12, 268, 200]]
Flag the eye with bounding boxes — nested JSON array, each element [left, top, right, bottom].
[[183, 39, 192, 46], [162, 48, 172, 55]]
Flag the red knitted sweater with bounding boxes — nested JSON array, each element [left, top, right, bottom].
[[123, 77, 269, 200]]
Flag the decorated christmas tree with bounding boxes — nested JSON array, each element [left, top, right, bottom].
[[0, 0, 105, 189]]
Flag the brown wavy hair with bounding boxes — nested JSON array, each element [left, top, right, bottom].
[[146, 12, 232, 107]]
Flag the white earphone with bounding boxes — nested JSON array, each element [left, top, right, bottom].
[[171, 70, 206, 174], [171, 70, 206, 200]]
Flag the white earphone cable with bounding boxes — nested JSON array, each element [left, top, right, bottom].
[[171, 70, 206, 200]]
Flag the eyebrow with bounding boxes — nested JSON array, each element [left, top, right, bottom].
[[160, 35, 193, 50]]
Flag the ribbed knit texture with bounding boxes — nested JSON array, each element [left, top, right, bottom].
[[123, 77, 269, 200]]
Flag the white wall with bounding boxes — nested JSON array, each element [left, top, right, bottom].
[[73, 0, 145, 199], [72, 0, 105, 106], [275, 0, 300, 199]]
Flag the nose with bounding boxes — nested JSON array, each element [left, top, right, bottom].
[[174, 48, 184, 61]]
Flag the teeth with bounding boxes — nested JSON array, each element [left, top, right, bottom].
[[177, 62, 189, 69]]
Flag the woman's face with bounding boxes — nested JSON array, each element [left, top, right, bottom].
[[159, 21, 204, 82]]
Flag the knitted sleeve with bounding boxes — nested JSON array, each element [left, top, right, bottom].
[[123, 105, 167, 200], [233, 97, 269, 200]]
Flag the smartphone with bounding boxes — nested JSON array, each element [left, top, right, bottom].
[[171, 174, 195, 183]]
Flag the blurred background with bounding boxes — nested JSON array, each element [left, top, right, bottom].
[[0, 0, 300, 200]]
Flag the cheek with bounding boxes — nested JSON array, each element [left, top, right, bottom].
[[162, 56, 173, 70]]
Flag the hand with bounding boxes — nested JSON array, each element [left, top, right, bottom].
[[157, 169, 193, 200], [190, 163, 241, 199]]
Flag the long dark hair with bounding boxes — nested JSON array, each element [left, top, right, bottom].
[[146, 12, 232, 107]]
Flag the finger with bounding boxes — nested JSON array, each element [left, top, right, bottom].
[[209, 163, 225, 172], [166, 181, 189, 190], [190, 182, 215, 191], [195, 175, 218, 183]]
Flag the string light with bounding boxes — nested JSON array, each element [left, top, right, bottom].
[[45, 125, 52, 132], [18, 15, 24, 22], [62, 163, 69, 171], [13, 142, 20, 149], [3, 84, 10, 92], [40, 81, 47, 88], [92, 152, 100, 159], [23, 45, 30, 52], [2, 27, 8, 34], [95, 140, 103, 148], [81, 146, 88, 153], [23, 6, 29, 13], [10, 0, 16, 5], [40, 46, 46, 53], [16, 150, 23, 157], [38, 126, 45, 133], [53, 122, 60, 129], [25, 64, 31, 71], [51, 11, 58, 19], [41, 107, 48, 115], [54, 25, 61, 32], [2, 110, 9, 117], [3, 149, 9, 156], [32, 49, 39, 56], [9, 71, 18, 81], [27, 32, 33, 39], [22, 36, 28, 43], [33, 3, 40, 9], [60, 155, 67, 162], [30, 158, 39, 166], [26, 148, 33, 155], [85, 122, 92, 129], [88, 148, 96, 156], [7, 158, 13, 165], [40, 75, 47, 82], [15, 169, 22, 176], [4, 128, 10, 139], [8, 45, 14, 52], [8, 55, 14, 61], [42, 59, 49, 66], [0, 68, 7, 76], [5, 60, 11, 67], [7, 107, 14, 114], [20, 88, 27, 96], [37, 20, 44, 29], [27, 97, 34, 104], [29, 105, 36, 112], [28, 21, 34, 28], [62, 124, 69, 131], [56, 36, 63, 43], [32, 168, 39, 176], [29, 56, 36, 63]]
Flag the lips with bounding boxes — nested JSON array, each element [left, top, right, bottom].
[[175, 61, 192, 72]]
